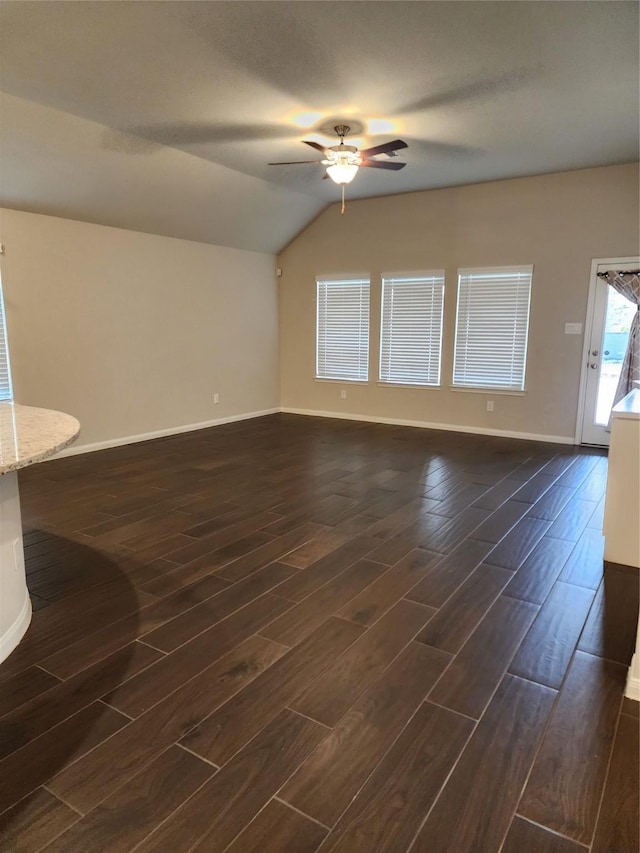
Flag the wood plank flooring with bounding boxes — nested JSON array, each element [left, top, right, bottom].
[[1, 413, 638, 852]]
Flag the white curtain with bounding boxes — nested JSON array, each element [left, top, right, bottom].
[[601, 270, 640, 406]]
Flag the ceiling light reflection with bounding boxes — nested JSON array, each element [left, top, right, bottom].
[[367, 118, 401, 135], [289, 111, 325, 129]]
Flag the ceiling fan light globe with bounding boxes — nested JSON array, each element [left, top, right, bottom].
[[326, 163, 359, 184]]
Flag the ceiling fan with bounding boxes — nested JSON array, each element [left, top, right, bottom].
[[269, 124, 408, 212]]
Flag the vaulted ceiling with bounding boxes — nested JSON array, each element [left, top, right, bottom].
[[1, 1, 638, 253]]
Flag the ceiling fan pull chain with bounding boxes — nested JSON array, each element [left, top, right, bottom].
[[341, 184, 346, 215]]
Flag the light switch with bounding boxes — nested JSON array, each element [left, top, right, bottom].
[[564, 323, 582, 335]]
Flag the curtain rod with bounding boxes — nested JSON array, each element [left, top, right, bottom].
[[597, 270, 640, 278]]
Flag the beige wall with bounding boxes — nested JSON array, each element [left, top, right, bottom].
[[278, 163, 640, 441], [0, 208, 279, 448], [1, 164, 638, 453]]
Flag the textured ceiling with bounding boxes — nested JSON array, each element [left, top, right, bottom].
[[0, 1, 638, 252]]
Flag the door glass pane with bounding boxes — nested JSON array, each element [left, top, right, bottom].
[[595, 288, 636, 424]]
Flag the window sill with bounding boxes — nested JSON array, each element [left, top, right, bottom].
[[449, 386, 526, 396], [377, 381, 441, 391], [315, 377, 369, 386]]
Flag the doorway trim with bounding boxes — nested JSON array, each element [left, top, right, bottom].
[[575, 256, 640, 445]]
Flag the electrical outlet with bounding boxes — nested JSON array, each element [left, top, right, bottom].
[[340, 389, 347, 400], [213, 393, 219, 404], [486, 400, 494, 412]]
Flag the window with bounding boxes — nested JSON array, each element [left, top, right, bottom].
[[316, 276, 370, 381], [453, 266, 533, 391], [0, 273, 13, 402], [380, 272, 444, 386]]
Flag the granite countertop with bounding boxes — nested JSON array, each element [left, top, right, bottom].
[[612, 388, 640, 421], [0, 403, 80, 474]]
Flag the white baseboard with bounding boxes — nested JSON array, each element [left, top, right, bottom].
[[53, 404, 575, 461], [625, 653, 640, 701], [626, 675, 640, 702], [0, 590, 32, 666], [54, 408, 280, 458], [280, 407, 575, 445]]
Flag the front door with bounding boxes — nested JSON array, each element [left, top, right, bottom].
[[580, 258, 639, 445]]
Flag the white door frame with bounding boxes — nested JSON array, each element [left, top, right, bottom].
[[575, 256, 640, 444]]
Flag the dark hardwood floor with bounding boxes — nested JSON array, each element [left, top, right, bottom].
[[1, 413, 638, 852]]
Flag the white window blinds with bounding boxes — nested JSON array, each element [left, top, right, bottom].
[[453, 266, 533, 391], [0, 273, 13, 402], [380, 272, 444, 386], [316, 277, 370, 381]]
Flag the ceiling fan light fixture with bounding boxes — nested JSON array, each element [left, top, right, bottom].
[[326, 163, 359, 184], [269, 124, 407, 212]]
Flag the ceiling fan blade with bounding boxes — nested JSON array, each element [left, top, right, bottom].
[[303, 140, 329, 154], [359, 139, 408, 158], [268, 160, 321, 165], [360, 159, 406, 170]]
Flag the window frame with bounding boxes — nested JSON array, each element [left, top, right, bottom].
[[452, 264, 533, 393], [315, 274, 371, 383], [378, 270, 445, 388]]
